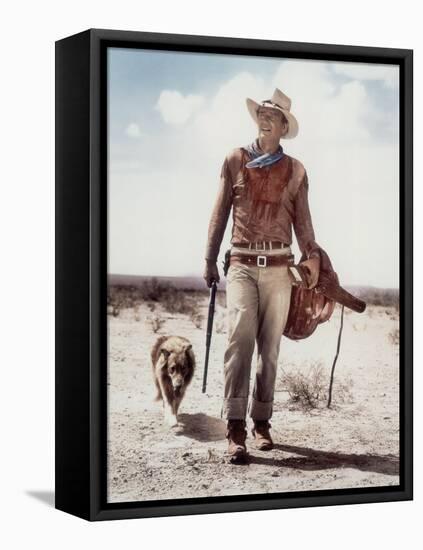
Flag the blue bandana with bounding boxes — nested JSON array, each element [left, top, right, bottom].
[[245, 140, 284, 169]]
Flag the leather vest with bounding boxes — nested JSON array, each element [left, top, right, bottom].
[[230, 148, 295, 244]]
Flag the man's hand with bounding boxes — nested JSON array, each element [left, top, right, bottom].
[[203, 260, 220, 288], [299, 256, 320, 289]]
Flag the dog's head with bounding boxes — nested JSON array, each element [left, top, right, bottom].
[[160, 341, 194, 395]]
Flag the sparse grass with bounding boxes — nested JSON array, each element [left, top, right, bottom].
[[281, 362, 326, 409], [161, 289, 197, 315], [191, 312, 204, 329], [280, 361, 354, 410], [133, 305, 141, 322], [353, 287, 399, 312], [149, 315, 165, 333], [108, 280, 206, 326]]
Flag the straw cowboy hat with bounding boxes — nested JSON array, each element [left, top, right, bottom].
[[246, 88, 299, 139]]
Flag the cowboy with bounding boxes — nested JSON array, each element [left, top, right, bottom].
[[203, 88, 321, 461]]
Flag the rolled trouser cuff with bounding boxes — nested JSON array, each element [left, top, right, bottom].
[[249, 397, 273, 421], [221, 397, 248, 420]]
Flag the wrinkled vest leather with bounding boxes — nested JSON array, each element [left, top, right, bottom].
[[231, 149, 294, 243]]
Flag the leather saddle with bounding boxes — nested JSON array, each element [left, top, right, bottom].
[[283, 247, 366, 340]]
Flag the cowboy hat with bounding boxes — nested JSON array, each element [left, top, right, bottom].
[[246, 88, 299, 139]]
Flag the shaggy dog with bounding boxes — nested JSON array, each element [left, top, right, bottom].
[[151, 335, 195, 427]]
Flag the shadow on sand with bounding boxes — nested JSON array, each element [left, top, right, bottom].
[[177, 413, 226, 442], [248, 443, 399, 476], [174, 418, 398, 476]]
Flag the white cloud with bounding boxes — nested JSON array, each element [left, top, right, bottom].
[[125, 122, 142, 138], [271, 60, 371, 145], [155, 90, 205, 125], [332, 62, 399, 89]]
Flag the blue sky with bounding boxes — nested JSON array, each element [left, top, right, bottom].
[[108, 47, 399, 287]]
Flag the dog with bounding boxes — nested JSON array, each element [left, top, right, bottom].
[[151, 335, 195, 427]]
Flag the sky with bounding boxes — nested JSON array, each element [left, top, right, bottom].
[[108, 47, 399, 288]]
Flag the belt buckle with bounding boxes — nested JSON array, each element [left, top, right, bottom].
[[257, 255, 267, 267]]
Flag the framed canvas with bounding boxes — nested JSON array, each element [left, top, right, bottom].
[[55, 28, 413, 521]]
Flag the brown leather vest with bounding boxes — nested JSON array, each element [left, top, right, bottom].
[[230, 149, 294, 243]]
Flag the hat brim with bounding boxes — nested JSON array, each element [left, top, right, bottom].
[[246, 98, 299, 139]]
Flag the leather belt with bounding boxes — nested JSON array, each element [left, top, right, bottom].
[[230, 253, 294, 268], [233, 241, 289, 251]]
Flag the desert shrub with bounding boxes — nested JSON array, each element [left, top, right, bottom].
[[280, 362, 354, 410], [281, 362, 326, 409], [140, 277, 173, 302], [353, 287, 399, 311], [161, 289, 197, 315], [133, 305, 141, 322], [109, 280, 205, 324], [149, 315, 165, 333], [108, 278, 176, 312], [191, 312, 204, 329]]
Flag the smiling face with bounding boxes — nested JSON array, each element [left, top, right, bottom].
[[257, 107, 288, 142]]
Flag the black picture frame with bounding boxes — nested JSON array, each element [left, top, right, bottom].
[[55, 28, 413, 521]]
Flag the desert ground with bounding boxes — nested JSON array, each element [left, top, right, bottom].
[[107, 280, 400, 503]]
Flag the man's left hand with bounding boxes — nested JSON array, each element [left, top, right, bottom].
[[300, 256, 320, 289]]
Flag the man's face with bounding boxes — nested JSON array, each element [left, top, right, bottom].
[[257, 107, 288, 141]]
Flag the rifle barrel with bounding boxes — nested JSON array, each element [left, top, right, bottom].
[[202, 280, 217, 393]]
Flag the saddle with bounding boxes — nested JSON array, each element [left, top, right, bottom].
[[283, 247, 366, 340]]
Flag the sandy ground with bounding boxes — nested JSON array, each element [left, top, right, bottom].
[[107, 293, 400, 503]]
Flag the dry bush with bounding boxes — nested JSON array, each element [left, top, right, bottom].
[[140, 277, 173, 302], [149, 315, 165, 333], [161, 290, 194, 315], [280, 361, 353, 410], [191, 312, 204, 329], [280, 362, 326, 409], [355, 287, 399, 311], [133, 305, 141, 322], [109, 280, 206, 325], [108, 278, 175, 312]]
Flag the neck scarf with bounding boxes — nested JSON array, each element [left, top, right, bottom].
[[245, 139, 284, 169]]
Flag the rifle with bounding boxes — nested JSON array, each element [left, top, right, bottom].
[[202, 279, 217, 393]]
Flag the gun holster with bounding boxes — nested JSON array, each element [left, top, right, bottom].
[[223, 249, 231, 277]]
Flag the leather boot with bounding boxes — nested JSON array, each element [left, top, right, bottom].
[[252, 420, 274, 450], [226, 419, 248, 461]]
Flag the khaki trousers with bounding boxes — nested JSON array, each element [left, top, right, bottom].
[[222, 249, 292, 421]]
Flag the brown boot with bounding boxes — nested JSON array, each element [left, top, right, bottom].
[[226, 420, 248, 461], [252, 420, 274, 450]]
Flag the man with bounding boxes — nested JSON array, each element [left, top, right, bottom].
[[203, 88, 321, 461]]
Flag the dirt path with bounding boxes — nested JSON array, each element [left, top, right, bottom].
[[107, 296, 400, 503]]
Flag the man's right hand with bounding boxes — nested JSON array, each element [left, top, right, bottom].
[[203, 261, 220, 288]]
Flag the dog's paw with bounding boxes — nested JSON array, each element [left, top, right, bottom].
[[164, 412, 179, 428]]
